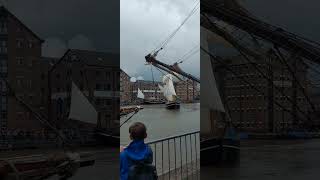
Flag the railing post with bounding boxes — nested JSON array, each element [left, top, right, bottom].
[[154, 143, 157, 170], [190, 134, 193, 178], [146, 131, 200, 179], [194, 133, 198, 180], [180, 136, 183, 179], [162, 141, 164, 179], [168, 139, 170, 180], [185, 135, 188, 180], [174, 137, 177, 180]]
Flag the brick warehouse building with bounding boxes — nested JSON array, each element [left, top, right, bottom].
[[0, 6, 120, 133], [0, 6, 45, 131], [120, 69, 132, 105], [214, 54, 309, 133], [40, 49, 120, 131], [175, 79, 200, 103]]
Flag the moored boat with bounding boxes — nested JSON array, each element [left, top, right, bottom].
[[120, 105, 143, 117], [0, 152, 95, 179]]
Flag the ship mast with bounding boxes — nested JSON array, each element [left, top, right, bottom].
[[201, 0, 320, 64], [145, 54, 200, 83], [145, 1, 200, 83]]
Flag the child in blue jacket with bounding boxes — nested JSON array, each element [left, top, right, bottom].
[[120, 122, 153, 180]]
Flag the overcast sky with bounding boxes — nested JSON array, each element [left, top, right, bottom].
[[3, 0, 320, 80], [1, 0, 119, 57], [120, 0, 200, 81]]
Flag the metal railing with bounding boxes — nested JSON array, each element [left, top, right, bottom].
[[147, 131, 200, 180]]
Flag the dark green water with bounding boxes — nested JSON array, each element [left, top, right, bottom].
[[201, 139, 320, 180], [120, 103, 200, 145]]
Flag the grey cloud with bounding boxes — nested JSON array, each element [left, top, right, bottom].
[[5, 0, 119, 55], [68, 34, 95, 51], [42, 37, 67, 58], [121, 0, 199, 80]]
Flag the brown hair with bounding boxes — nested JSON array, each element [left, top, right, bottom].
[[129, 122, 147, 140]]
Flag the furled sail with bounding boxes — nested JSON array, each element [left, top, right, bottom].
[[162, 74, 177, 102], [201, 27, 226, 135], [137, 88, 145, 99], [68, 82, 98, 124]]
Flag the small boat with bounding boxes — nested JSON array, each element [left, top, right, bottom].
[[0, 152, 95, 179], [137, 88, 145, 101], [159, 74, 180, 110], [0, 82, 98, 180], [137, 88, 165, 105], [120, 105, 143, 117]]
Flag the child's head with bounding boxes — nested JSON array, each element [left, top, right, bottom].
[[129, 122, 147, 140]]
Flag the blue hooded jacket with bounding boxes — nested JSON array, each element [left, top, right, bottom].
[[120, 140, 153, 180]]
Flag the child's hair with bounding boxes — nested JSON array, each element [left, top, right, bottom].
[[129, 122, 147, 140]]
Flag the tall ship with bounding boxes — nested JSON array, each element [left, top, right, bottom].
[[144, 28, 240, 165], [159, 74, 180, 109]]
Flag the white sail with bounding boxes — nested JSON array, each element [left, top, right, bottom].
[[158, 84, 164, 92], [68, 82, 98, 124], [162, 74, 177, 102], [201, 27, 226, 135], [137, 88, 145, 99]]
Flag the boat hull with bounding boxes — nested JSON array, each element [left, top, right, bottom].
[[1, 153, 95, 179], [143, 99, 166, 104], [200, 138, 240, 165], [166, 102, 180, 109], [95, 132, 119, 146]]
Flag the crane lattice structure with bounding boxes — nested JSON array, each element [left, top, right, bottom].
[[201, 0, 320, 132]]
